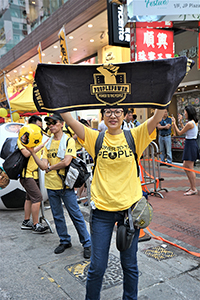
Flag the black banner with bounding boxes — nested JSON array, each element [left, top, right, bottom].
[[33, 57, 194, 114]]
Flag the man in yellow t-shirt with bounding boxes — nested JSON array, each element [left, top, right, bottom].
[[60, 108, 164, 300], [28, 113, 91, 258], [18, 115, 48, 234]]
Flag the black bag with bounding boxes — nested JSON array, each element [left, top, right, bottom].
[[3, 148, 29, 180], [57, 138, 90, 189], [0, 137, 18, 160]]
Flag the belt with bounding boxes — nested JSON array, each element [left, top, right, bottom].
[[161, 134, 171, 137]]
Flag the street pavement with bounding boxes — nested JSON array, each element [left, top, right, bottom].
[[0, 163, 199, 300]]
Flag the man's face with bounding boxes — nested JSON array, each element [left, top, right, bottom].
[[0, 169, 10, 189], [6, 124, 22, 133], [103, 108, 124, 129], [125, 112, 133, 122], [36, 120, 42, 128], [47, 119, 63, 134], [163, 109, 168, 118]]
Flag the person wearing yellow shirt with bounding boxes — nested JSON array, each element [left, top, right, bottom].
[[18, 115, 48, 234], [60, 108, 165, 300], [27, 113, 91, 258]]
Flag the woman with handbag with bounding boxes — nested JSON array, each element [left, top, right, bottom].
[[172, 105, 199, 196], [60, 108, 164, 300]]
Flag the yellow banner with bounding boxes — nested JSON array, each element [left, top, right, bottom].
[[37, 42, 42, 63], [58, 26, 69, 64], [0, 74, 8, 108]]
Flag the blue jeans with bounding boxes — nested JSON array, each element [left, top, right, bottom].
[[86, 209, 139, 300], [47, 189, 91, 248], [159, 135, 172, 164]]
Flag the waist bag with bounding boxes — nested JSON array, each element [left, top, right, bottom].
[[116, 196, 153, 252]]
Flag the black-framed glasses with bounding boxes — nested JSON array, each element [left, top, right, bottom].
[[104, 109, 123, 118], [46, 120, 58, 126]]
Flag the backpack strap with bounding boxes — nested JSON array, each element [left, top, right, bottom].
[[93, 131, 105, 174], [123, 130, 139, 177], [56, 137, 70, 190]]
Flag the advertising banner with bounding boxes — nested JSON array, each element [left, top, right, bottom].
[[126, 0, 200, 22], [127, 0, 200, 16], [107, 0, 130, 47]]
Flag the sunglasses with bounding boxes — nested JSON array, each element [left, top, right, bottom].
[[46, 120, 58, 126]]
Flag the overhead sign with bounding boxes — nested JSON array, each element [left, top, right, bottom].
[[136, 28, 174, 61], [127, 0, 200, 16], [107, 0, 130, 47], [136, 21, 173, 28], [126, 0, 200, 22]]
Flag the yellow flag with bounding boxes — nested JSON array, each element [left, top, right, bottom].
[[58, 26, 70, 64], [37, 42, 42, 63], [0, 74, 6, 104]]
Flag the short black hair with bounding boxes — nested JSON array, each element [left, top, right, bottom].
[[100, 108, 105, 116], [123, 108, 133, 116], [28, 115, 42, 124], [79, 119, 90, 127], [133, 114, 137, 120]]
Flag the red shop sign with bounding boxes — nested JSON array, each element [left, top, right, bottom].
[[136, 21, 173, 29], [136, 28, 174, 61]]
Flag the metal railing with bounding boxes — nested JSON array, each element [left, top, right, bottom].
[[140, 141, 168, 198]]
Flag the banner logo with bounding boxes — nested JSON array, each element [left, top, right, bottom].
[[90, 65, 131, 105]]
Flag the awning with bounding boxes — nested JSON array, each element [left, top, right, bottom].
[[10, 85, 38, 114]]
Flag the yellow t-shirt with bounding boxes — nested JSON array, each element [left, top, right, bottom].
[[78, 121, 156, 211], [42, 137, 76, 190], [17, 140, 42, 180]]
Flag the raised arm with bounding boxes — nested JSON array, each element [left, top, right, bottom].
[[61, 112, 85, 140], [147, 109, 165, 135], [171, 117, 194, 136], [20, 139, 49, 158], [27, 147, 48, 170]]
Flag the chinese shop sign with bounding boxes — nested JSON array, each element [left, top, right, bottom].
[[136, 28, 174, 61]]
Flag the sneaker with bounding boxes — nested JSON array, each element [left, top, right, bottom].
[[54, 243, 72, 254], [32, 223, 49, 234], [21, 220, 33, 230], [83, 246, 91, 259]]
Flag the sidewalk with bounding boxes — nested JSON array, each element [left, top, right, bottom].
[[0, 165, 200, 300], [148, 163, 200, 249]]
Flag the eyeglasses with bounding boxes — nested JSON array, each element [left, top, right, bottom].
[[46, 120, 58, 126], [104, 109, 123, 118]]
